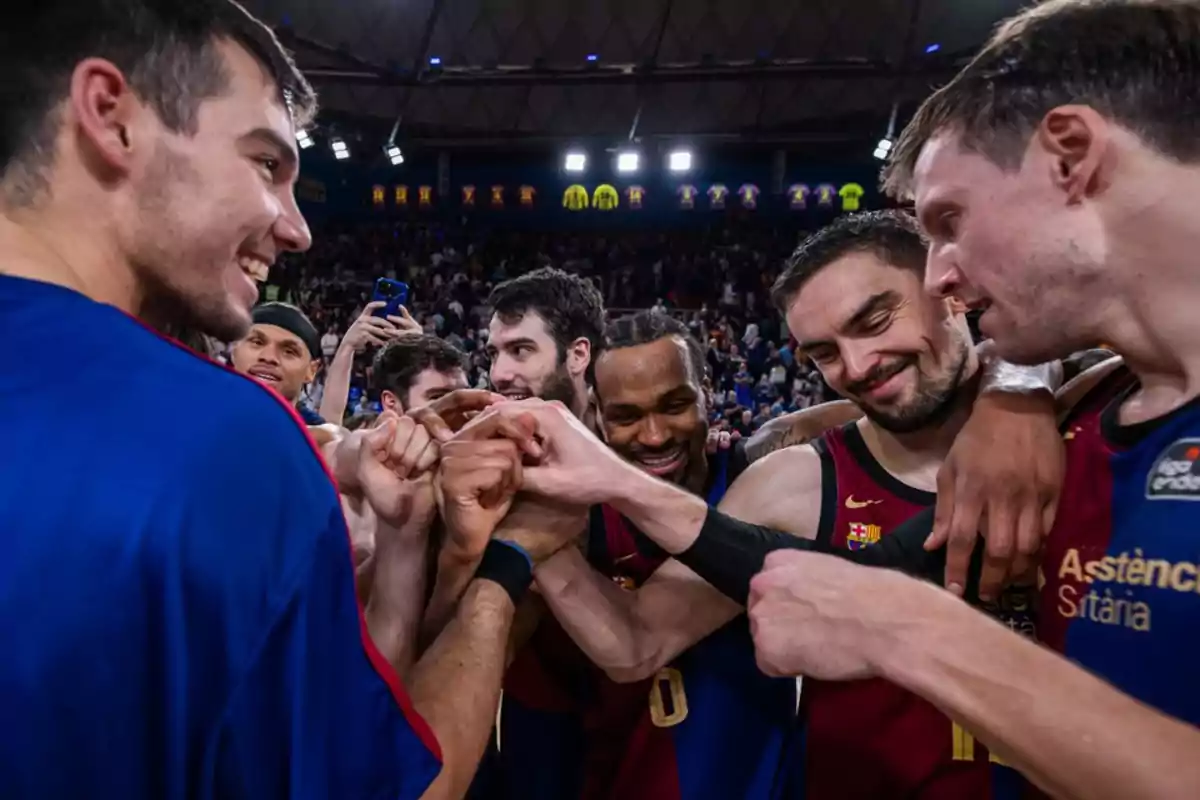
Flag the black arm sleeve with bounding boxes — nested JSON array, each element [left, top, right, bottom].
[[676, 505, 984, 605]]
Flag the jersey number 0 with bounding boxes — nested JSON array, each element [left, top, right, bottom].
[[648, 667, 689, 727]]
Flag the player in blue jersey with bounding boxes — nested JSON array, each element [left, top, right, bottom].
[[741, 1, 1200, 798], [0, 3, 570, 797]]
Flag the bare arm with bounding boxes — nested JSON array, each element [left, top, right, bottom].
[[536, 447, 825, 681], [365, 479, 435, 676], [420, 546, 481, 645], [410, 580, 517, 800], [743, 400, 862, 463], [318, 343, 356, 423], [882, 580, 1200, 800]]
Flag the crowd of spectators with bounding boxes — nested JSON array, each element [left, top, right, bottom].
[[259, 219, 834, 430]]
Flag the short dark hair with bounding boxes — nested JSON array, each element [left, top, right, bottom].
[[3, 0, 316, 204], [372, 335, 467, 405], [487, 267, 606, 366], [771, 210, 928, 312], [882, 0, 1200, 198], [602, 312, 707, 389]]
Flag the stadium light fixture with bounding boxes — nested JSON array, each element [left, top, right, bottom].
[[873, 137, 893, 161], [925, 43, 940, 53], [296, 130, 314, 149], [564, 151, 587, 173], [586, 54, 599, 62], [617, 151, 639, 173], [429, 56, 442, 66], [331, 137, 350, 161], [668, 149, 692, 173], [386, 145, 404, 166]]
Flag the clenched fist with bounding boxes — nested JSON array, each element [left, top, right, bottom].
[[435, 410, 542, 562]]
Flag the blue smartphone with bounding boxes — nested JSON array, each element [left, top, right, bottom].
[[371, 278, 409, 319]]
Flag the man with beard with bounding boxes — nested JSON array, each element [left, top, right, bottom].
[[494, 211, 1068, 798], [739, 2, 1200, 797], [228, 301, 325, 422], [493, 311, 797, 799], [485, 266, 604, 428], [0, 3, 554, 796]]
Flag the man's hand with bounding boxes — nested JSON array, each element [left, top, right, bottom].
[[464, 399, 631, 506], [748, 550, 919, 680], [436, 412, 543, 561], [495, 494, 589, 564], [926, 389, 1063, 601], [341, 302, 421, 352], [706, 429, 732, 454], [412, 389, 507, 442], [357, 410, 440, 526]]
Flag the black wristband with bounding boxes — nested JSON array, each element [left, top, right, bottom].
[[474, 540, 534, 605], [676, 507, 820, 605]]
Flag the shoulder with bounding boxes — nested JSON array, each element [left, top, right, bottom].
[[121, 339, 345, 583], [719, 445, 825, 536]]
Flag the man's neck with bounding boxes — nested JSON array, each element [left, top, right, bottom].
[[858, 372, 981, 494], [1095, 168, 1200, 424], [0, 203, 137, 314]]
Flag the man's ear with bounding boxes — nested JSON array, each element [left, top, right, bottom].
[[381, 390, 405, 414], [1037, 104, 1114, 204], [565, 337, 592, 380], [305, 359, 320, 383], [70, 58, 143, 180]]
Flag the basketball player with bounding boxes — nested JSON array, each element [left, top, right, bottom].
[[229, 301, 324, 422], [746, 1, 1200, 797], [0, 3, 548, 796], [343, 335, 471, 569], [491, 311, 797, 799], [531, 211, 1072, 798], [486, 266, 605, 426]]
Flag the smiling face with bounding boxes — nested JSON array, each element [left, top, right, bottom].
[[911, 130, 1111, 365], [595, 336, 708, 487], [487, 310, 578, 407], [230, 322, 318, 404], [125, 39, 312, 342], [787, 250, 974, 434]]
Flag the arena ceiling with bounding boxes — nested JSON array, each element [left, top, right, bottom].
[[241, 0, 1029, 150]]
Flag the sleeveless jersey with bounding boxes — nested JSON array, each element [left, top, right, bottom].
[[784, 422, 1027, 799], [489, 450, 796, 799], [1039, 364, 1200, 731]]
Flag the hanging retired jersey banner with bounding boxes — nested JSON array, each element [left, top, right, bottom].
[[677, 184, 698, 210], [418, 185, 433, 208], [371, 184, 385, 207], [462, 184, 476, 208], [738, 183, 760, 210], [708, 183, 728, 210], [563, 184, 589, 211], [839, 182, 865, 212], [815, 183, 837, 207], [490, 185, 505, 209], [626, 185, 645, 210], [788, 183, 811, 210], [593, 184, 619, 211], [518, 185, 536, 208], [394, 185, 409, 207]]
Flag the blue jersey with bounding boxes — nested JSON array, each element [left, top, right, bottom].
[[0, 276, 440, 799], [485, 449, 796, 799], [1041, 367, 1200, 730]]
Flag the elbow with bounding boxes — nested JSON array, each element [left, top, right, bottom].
[[604, 647, 672, 684]]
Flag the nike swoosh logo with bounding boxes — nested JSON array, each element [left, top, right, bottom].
[[845, 495, 883, 509]]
